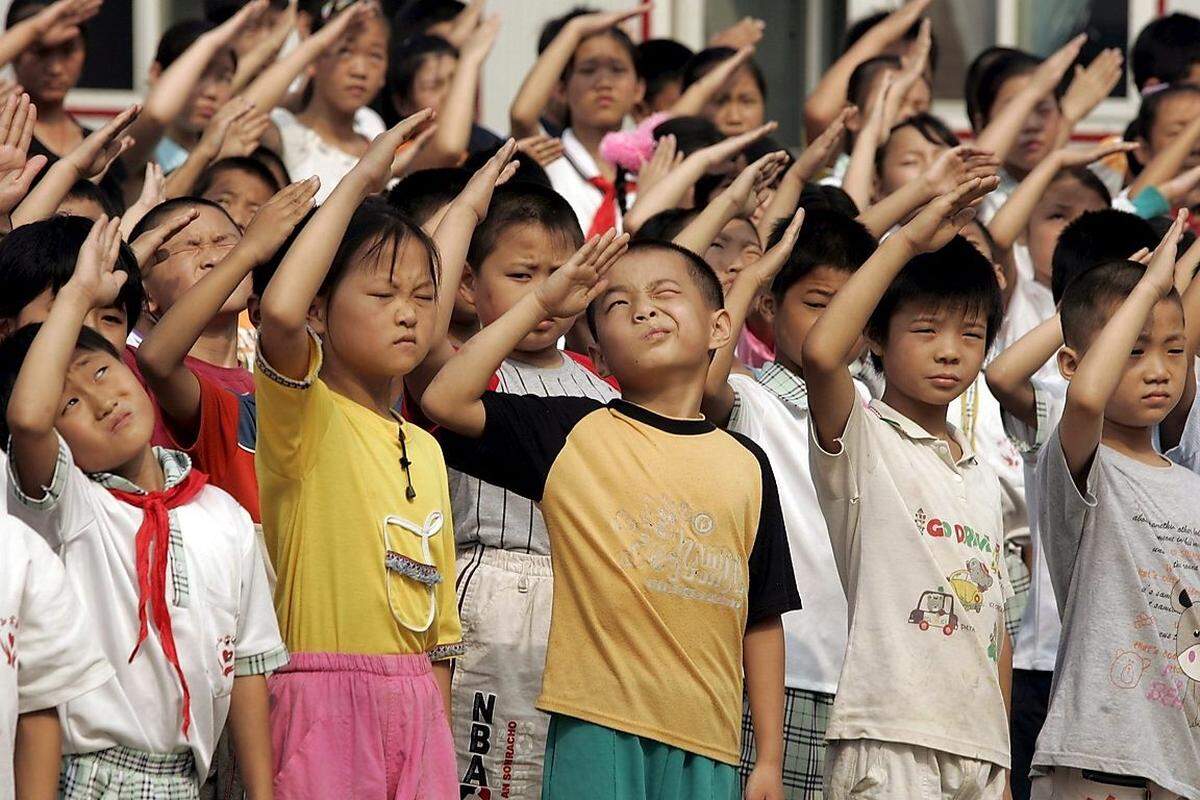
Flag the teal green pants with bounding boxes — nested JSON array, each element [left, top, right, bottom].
[[541, 714, 739, 800]]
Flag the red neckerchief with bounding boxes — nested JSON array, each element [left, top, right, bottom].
[[108, 468, 208, 737], [585, 175, 636, 238]]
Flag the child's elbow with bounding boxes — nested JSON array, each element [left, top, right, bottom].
[[134, 344, 171, 383], [419, 384, 451, 427], [6, 406, 49, 439], [800, 336, 838, 376], [257, 295, 304, 336]]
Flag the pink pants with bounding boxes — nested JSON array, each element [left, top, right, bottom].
[[269, 652, 457, 800]]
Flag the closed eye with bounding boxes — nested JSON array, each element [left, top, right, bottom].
[[605, 299, 628, 312]]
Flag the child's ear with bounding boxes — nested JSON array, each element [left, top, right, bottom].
[[588, 341, 612, 377], [757, 291, 776, 328], [246, 295, 262, 328], [708, 308, 733, 352], [865, 333, 884, 362], [459, 264, 478, 305], [306, 296, 328, 336], [1057, 345, 1079, 381], [632, 77, 646, 107], [147, 62, 162, 86]]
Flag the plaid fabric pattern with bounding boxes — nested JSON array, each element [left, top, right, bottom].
[[739, 687, 833, 799], [61, 746, 198, 800], [757, 361, 809, 407], [1003, 543, 1032, 639], [234, 643, 290, 677]]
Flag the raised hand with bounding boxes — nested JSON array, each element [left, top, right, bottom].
[[1055, 138, 1137, 169], [312, 0, 379, 48], [709, 16, 764, 49], [1156, 163, 1200, 207], [788, 106, 852, 184], [1061, 47, 1123, 124], [240, 176, 320, 264], [32, 0, 102, 48], [0, 94, 45, 214], [67, 214, 125, 308], [726, 151, 789, 217], [453, 138, 519, 220], [636, 134, 680, 196], [535, 229, 630, 319], [875, 0, 932, 44], [210, 0, 269, 45], [516, 133, 564, 167], [899, 175, 1000, 254], [349, 108, 437, 192], [883, 18, 931, 129], [459, 13, 500, 64], [743, 206, 805, 289], [701, 121, 779, 168], [566, 3, 653, 39], [216, 103, 269, 160], [924, 145, 1000, 196], [1031, 34, 1087, 96], [1146, 208, 1188, 297], [444, 0, 486, 48], [130, 209, 199, 272], [196, 97, 255, 161], [63, 104, 140, 180], [120, 162, 165, 239]]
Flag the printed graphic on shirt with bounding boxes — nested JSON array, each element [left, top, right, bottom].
[[1109, 649, 1152, 689], [947, 559, 994, 613], [458, 690, 538, 799], [1173, 583, 1200, 727], [0, 615, 16, 668], [217, 634, 235, 678], [907, 587, 961, 636]]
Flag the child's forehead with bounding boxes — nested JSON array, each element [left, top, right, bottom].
[[892, 297, 988, 326], [575, 32, 633, 63], [609, 249, 692, 287], [206, 168, 275, 197], [719, 217, 759, 244], [186, 205, 240, 235]]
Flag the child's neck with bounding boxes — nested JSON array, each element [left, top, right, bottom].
[[1101, 418, 1169, 467], [775, 351, 804, 379], [298, 98, 360, 145], [506, 346, 564, 370], [165, 121, 200, 150], [881, 386, 959, 455], [623, 375, 705, 421], [571, 123, 616, 182], [320, 355, 397, 420], [188, 315, 241, 369], [112, 445, 166, 492], [448, 319, 477, 348]]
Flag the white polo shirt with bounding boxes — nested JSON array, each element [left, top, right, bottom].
[[727, 364, 868, 695], [810, 398, 1013, 768], [543, 128, 635, 236], [0, 515, 112, 800], [8, 437, 287, 780]]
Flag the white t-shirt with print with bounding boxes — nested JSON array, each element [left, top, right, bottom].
[[8, 437, 287, 780], [810, 398, 1013, 768], [0, 515, 112, 800], [271, 106, 387, 203]]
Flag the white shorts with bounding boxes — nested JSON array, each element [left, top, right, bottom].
[[1031, 768, 1184, 800], [824, 739, 1005, 800], [452, 546, 554, 800]]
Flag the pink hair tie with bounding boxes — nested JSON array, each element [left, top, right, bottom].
[[600, 112, 674, 172]]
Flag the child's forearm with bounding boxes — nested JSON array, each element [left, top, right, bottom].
[[433, 661, 452, 718], [703, 269, 760, 425], [11, 160, 78, 226], [670, 46, 752, 117], [0, 17, 42, 70], [984, 314, 1062, 428], [509, 22, 580, 137], [803, 28, 887, 141], [840, 117, 880, 213], [428, 50, 487, 165], [1129, 114, 1200, 200], [228, 675, 273, 800], [743, 617, 786, 770], [240, 29, 328, 114], [857, 176, 934, 238], [14, 708, 60, 800], [431, 202, 484, 334], [987, 152, 1062, 252], [673, 193, 737, 255]]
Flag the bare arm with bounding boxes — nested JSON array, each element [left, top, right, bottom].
[[423, 16, 499, 166], [227, 676, 273, 800], [756, 108, 850, 242], [741, 617, 786, 800], [840, 73, 892, 213], [0, 0, 100, 70], [14, 708, 60, 800], [857, 145, 999, 238], [668, 45, 754, 118], [228, 2, 295, 96], [433, 661, 452, 718], [1129, 113, 1200, 200], [672, 150, 787, 255], [1056, 47, 1124, 146], [984, 314, 1063, 429], [1159, 243, 1200, 451]]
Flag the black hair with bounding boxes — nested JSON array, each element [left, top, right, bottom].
[[681, 46, 766, 99], [565, 24, 639, 79], [866, 236, 1003, 364], [320, 196, 441, 297], [6, 0, 89, 44], [637, 39, 695, 106], [848, 55, 903, 110], [584, 239, 724, 339], [537, 6, 594, 55], [1051, 164, 1112, 208], [767, 208, 876, 299], [129, 196, 238, 244], [154, 20, 232, 71], [0, 215, 142, 331], [250, 146, 291, 187], [965, 47, 1051, 133], [875, 112, 959, 175], [389, 34, 457, 114], [743, 135, 792, 169], [252, 206, 317, 298], [798, 183, 860, 217], [63, 179, 123, 217], [204, 0, 288, 23], [1130, 84, 1200, 147], [843, 9, 939, 70], [195, 156, 283, 199], [1051, 209, 1158, 303], [653, 115, 723, 156], [1131, 13, 1200, 91], [632, 208, 698, 241], [1147, 213, 1198, 261], [387, 167, 471, 224], [694, 171, 731, 208], [392, 0, 464, 36], [467, 182, 583, 270], [962, 217, 998, 263], [1059, 260, 1179, 349], [461, 146, 551, 188], [0, 323, 123, 446]]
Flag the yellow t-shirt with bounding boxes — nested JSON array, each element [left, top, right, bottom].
[[255, 330, 462, 659]]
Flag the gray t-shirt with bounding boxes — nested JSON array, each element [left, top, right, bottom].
[[450, 353, 618, 555], [1034, 428, 1200, 798]]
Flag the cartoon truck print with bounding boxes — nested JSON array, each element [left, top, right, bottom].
[[908, 588, 959, 636], [946, 559, 994, 613]]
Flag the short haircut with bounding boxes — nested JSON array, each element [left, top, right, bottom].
[[767, 209, 876, 299], [250, 146, 291, 186], [843, 9, 939, 70], [585, 239, 723, 339], [1148, 213, 1198, 263], [389, 34, 457, 110], [155, 20, 221, 70], [637, 39, 695, 104], [681, 46, 766, 99], [537, 6, 594, 55], [461, 146, 551, 188], [632, 208, 698, 241], [965, 47, 1047, 132], [1131, 13, 1200, 91], [876, 112, 959, 174], [324, 196, 440, 296], [1050, 165, 1112, 208], [1130, 84, 1200, 144], [798, 184, 860, 217], [128, 197, 238, 244], [962, 218, 998, 263], [1051, 209, 1158, 303], [866, 235, 1003, 359], [204, 0, 288, 23], [195, 156, 282, 198], [387, 167, 471, 224], [253, 207, 316, 298], [653, 115, 723, 156], [392, 0, 465, 35], [1059, 260, 1176, 349], [848, 55, 903, 110], [0, 215, 142, 330], [0, 323, 123, 447], [64, 179, 123, 217], [467, 182, 583, 269]]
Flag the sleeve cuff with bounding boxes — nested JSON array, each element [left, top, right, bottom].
[[429, 642, 466, 661], [8, 434, 71, 512], [1131, 186, 1170, 219], [255, 327, 322, 390], [234, 643, 290, 676]]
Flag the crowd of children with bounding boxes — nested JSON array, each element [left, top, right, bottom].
[[1, 0, 1199, 799]]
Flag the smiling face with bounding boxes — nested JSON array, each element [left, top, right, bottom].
[[142, 205, 243, 318], [14, 35, 85, 107], [1026, 174, 1109, 287], [988, 72, 1061, 175], [878, 124, 948, 199], [312, 14, 388, 115], [201, 168, 277, 230], [465, 223, 578, 357], [313, 235, 437, 382], [702, 65, 765, 136], [591, 248, 729, 393], [54, 348, 156, 473], [874, 300, 989, 409], [564, 32, 643, 131], [703, 218, 762, 294]]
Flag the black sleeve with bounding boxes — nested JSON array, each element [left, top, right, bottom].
[[728, 431, 802, 628], [437, 392, 603, 502]]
